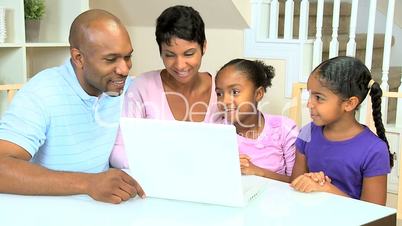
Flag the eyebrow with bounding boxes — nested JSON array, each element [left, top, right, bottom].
[[219, 84, 242, 90], [163, 48, 197, 54], [310, 91, 326, 97], [104, 50, 133, 58]]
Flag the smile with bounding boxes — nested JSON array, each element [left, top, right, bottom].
[[175, 70, 191, 77], [111, 79, 125, 85]]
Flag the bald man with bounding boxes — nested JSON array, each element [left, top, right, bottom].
[[0, 9, 144, 204]]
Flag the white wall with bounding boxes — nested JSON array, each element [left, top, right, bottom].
[[257, 59, 292, 116]]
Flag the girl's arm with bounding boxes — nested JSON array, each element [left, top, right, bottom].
[[282, 120, 298, 177], [256, 168, 291, 183], [241, 162, 291, 183], [360, 175, 387, 205], [290, 151, 308, 182], [240, 155, 290, 182]]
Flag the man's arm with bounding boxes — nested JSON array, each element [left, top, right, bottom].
[[0, 140, 145, 204]]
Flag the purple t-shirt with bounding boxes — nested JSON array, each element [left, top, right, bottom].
[[296, 123, 390, 199]]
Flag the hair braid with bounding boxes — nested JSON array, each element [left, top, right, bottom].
[[369, 82, 394, 167]]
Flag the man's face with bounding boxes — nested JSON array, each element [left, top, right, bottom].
[[77, 22, 133, 97]]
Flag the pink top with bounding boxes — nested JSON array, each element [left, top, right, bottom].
[[110, 70, 221, 168], [238, 114, 298, 176]]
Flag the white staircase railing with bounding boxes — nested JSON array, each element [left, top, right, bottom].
[[346, 0, 358, 57], [328, 0, 340, 58], [312, 0, 324, 68]]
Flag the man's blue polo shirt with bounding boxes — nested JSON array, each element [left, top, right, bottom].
[[0, 59, 128, 173]]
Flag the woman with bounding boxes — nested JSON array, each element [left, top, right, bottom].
[[110, 5, 221, 168]]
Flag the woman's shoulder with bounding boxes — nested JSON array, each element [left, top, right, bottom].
[[200, 71, 213, 83], [200, 71, 214, 77], [198, 71, 214, 95], [128, 70, 163, 91], [135, 70, 162, 82]]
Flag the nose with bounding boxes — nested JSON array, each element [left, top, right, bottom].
[[174, 56, 186, 70], [223, 93, 234, 106], [115, 58, 131, 76]]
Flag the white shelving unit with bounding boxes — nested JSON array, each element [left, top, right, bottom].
[[0, 0, 88, 113]]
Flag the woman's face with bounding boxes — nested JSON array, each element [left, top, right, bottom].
[[160, 37, 204, 83]]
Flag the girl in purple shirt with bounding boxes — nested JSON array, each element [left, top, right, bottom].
[[290, 56, 394, 205], [215, 59, 298, 183]]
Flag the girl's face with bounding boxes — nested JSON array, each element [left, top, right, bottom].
[[215, 65, 264, 127], [306, 73, 348, 126], [160, 37, 204, 84]]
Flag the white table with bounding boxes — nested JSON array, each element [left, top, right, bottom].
[[1, 178, 396, 226]]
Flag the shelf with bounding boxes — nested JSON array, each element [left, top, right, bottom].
[[25, 42, 70, 47], [0, 43, 24, 48]]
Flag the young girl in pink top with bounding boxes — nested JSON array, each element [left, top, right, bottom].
[[215, 59, 298, 182]]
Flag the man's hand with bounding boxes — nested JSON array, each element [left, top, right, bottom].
[[86, 168, 145, 204]]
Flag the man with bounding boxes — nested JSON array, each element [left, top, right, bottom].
[[0, 9, 144, 204]]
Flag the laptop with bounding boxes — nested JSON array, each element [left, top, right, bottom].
[[119, 117, 267, 207]]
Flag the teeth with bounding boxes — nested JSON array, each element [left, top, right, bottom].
[[176, 71, 189, 76], [112, 80, 124, 84]]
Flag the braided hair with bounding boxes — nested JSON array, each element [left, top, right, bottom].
[[216, 58, 275, 92], [312, 56, 394, 167]]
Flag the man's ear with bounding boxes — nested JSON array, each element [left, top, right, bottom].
[[255, 86, 265, 102], [344, 96, 360, 112], [70, 48, 84, 69]]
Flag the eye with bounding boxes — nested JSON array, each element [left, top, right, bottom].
[[215, 90, 223, 97], [105, 57, 117, 63], [164, 53, 175, 58], [231, 89, 240, 96], [315, 95, 325, 102], [184, 52, 195, 57]]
